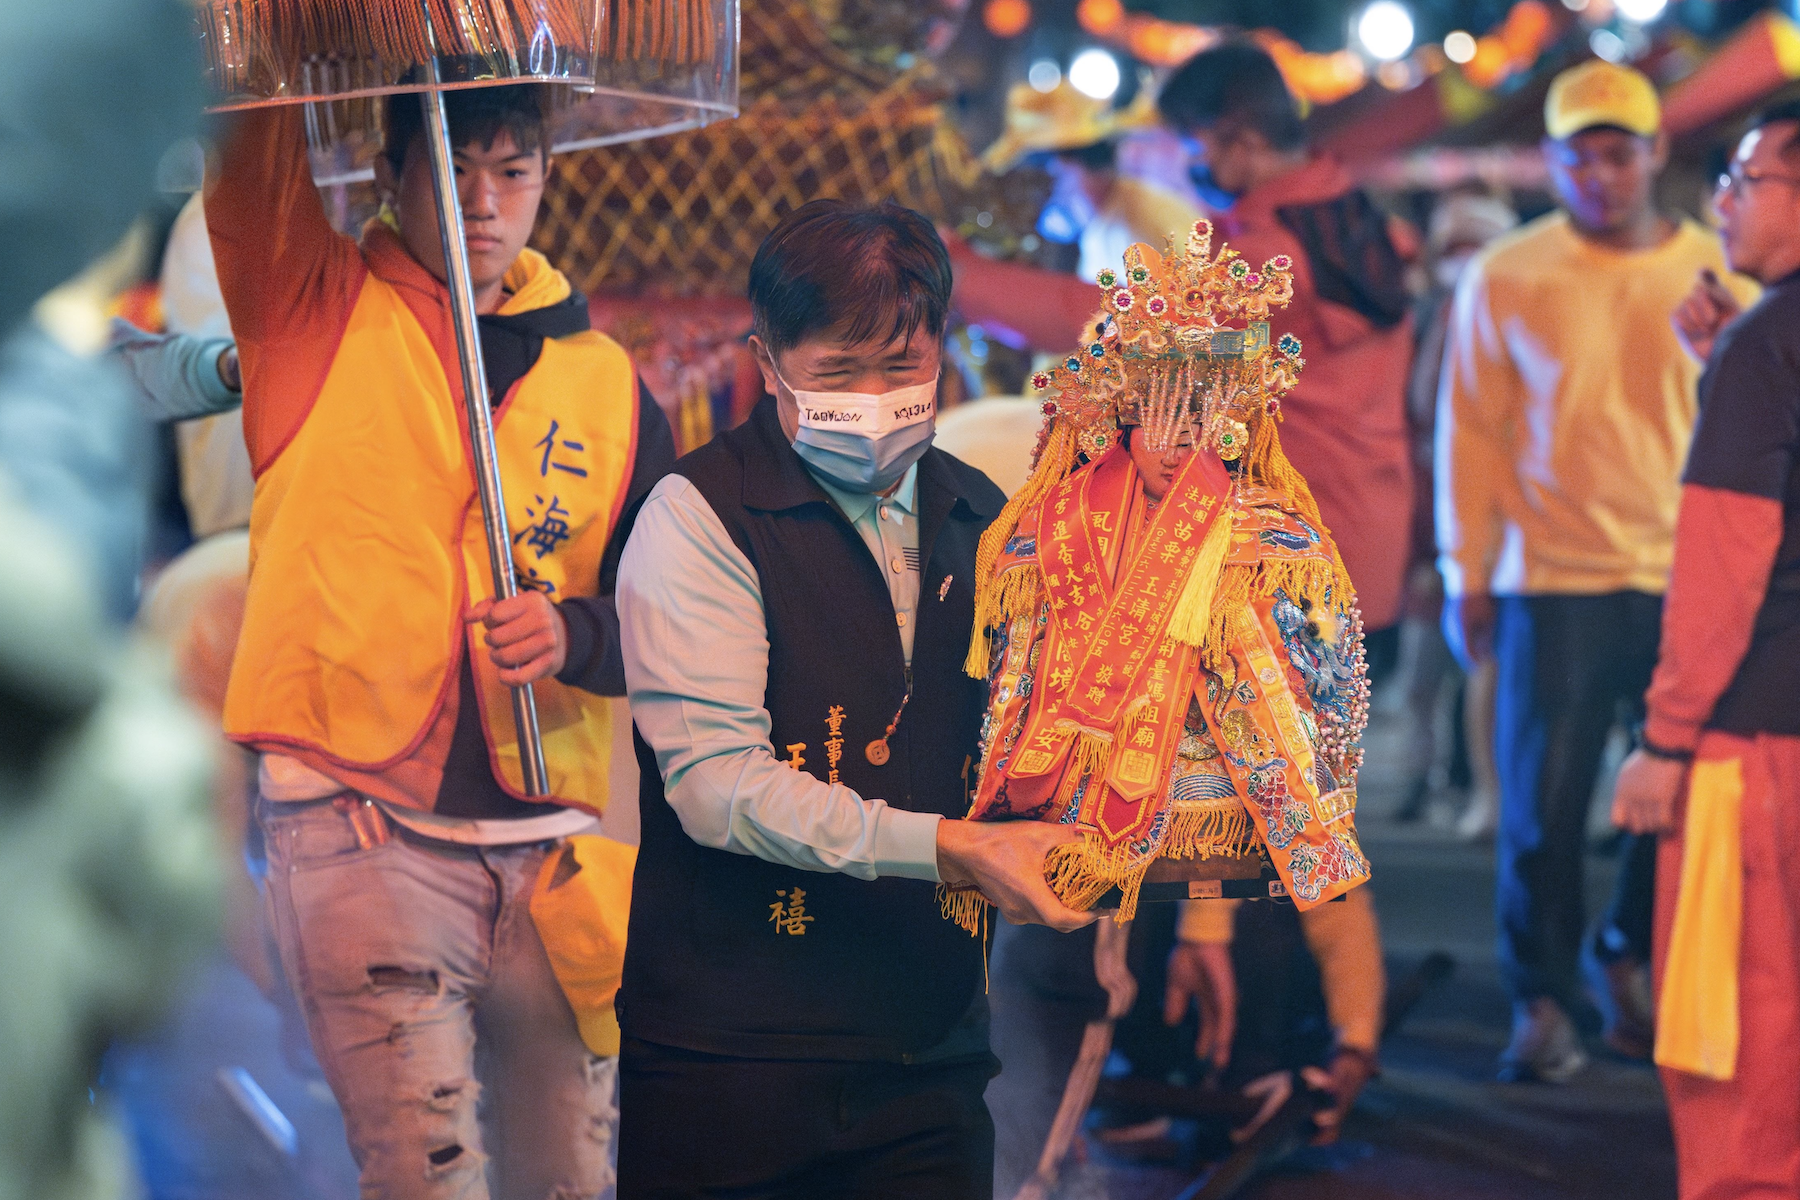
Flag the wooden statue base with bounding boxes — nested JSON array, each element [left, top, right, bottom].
[[1092, 848, 1303, 907]]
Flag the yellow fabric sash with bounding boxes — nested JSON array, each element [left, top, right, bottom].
[[529, 833, 636, 1057], [1198, 597, 1366, 908], [1656, 755, 1744, 1081]]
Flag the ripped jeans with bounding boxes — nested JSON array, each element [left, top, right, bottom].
[[259, 796, 618, 1200]]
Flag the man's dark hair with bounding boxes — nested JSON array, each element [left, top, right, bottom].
[[1158, 41, 1306, 152], [382, 83, 549, 174], [748, 199, 953, 357], [1050, 139, 1119, 173], [1750, 98, 1800, 158]]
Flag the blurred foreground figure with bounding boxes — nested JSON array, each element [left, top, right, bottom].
[[1436, 61, 1756, 1081], [0, 5, 227, 1199], [0, 495, 219, 1200], [0, 0, 199, 623], [1612, 100, 1800, 1199], [207, 86, 673, 1199]]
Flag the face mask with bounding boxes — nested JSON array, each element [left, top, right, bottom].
[[779, 370, 940, 494], [1188, 162, 1240, 212]]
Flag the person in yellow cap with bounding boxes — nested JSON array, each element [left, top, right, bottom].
[[1435, 59, 1758, 1082]]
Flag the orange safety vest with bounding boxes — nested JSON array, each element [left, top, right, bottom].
[[223, 247, 637, 813]]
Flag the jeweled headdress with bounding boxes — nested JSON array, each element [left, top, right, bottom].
[[967, 220, 1333, 678], [1028, 219, 1305, 463]]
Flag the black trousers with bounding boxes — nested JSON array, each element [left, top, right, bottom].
[[1493, 592, 1661, 1006], [617, 1038, 997, 1199]]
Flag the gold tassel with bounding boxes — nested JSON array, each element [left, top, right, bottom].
[[1158, 803, 1252, 862], [939, 884, 988, 937], [210, 0, 602, 90], [1042, 834, 1157, 923], [966, 421, 1076, 678], [1167, 507, 1236, 649], [1063, 726, 1114, 784], [1244, 413, 1355, 609]]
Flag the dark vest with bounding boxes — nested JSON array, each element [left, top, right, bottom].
[[618, 397, 1006, 1060]]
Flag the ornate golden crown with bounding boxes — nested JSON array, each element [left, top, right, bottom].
[[1029, 219, 1306, 461]]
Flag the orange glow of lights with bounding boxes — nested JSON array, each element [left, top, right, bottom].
[[1501, 0, 1554, 54], [1464, 36, 1513, 87], [1077, 0, 1125, 35], [984, 0, 1032, 38]]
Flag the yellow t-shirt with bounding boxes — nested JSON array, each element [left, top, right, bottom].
[[1436, 213, 1758, 597]]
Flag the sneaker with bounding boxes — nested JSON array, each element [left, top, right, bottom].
[[1456, 788, 1498, 841], [1498, 998, 1589, 1083]]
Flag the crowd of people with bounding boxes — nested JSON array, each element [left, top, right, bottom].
[[7, 8, 1800, 1199]]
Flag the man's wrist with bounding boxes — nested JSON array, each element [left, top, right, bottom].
[[1640, 737, 1695, 764], [1641, 714, 1699, 762]]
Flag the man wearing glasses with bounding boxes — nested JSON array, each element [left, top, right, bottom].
[[1435, 60, 1756, 1082], [1613, 99, 1800, 1198]]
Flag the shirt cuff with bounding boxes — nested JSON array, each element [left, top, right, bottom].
[[556, 598, 598, 685], [187, 337, 240, 409], [1643, 710, 1702, 757], [874, 807, 942, 881], [1436, 555, 1477, 600]]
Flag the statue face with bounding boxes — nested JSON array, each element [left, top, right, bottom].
[[1125, 422, 1197, 503]]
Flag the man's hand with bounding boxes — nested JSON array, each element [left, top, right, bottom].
[[1612, 747, 1687, 835], [935, 819, 1096, 932], [1164, 939, 1237, 1073], [1672, 268, 1743, 364], [1300, 1048, 1378, 1145], [468, 591, 567, 686], [1442, 592, 1496, 670]]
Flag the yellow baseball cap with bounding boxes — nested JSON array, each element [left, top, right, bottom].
[[982, 81, 1158, 173], [1544, 60, 1661, 140]]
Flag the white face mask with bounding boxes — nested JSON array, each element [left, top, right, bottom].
[[779, 371, 940, 494]]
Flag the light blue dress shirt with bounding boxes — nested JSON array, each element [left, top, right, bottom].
[[813, 467, 921, 664], [617, 461, 943, 882]]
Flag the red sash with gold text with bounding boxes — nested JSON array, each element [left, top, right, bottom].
[[975, 444, 1232, 850]]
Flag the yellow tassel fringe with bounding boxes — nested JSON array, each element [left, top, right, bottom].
[[940, 883, 989, 937], [1160, 803, 1252, 864], [967, 422, 1077, 678], [1167, 507, 1236, 649]]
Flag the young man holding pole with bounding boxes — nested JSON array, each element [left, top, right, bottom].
[[208, 86, 672, 1199]]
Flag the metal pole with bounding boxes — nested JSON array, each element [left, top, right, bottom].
[[420, 89, 550, 796]]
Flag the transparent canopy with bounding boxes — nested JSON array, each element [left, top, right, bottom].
[[197, 0, 738, 183]]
